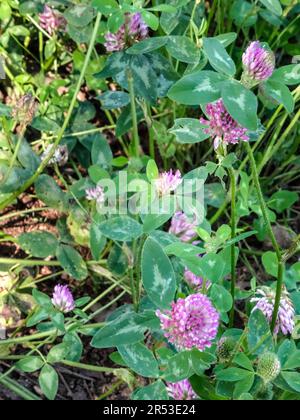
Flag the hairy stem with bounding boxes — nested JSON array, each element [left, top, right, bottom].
[[127, 69, 140, 158], [228, 167, 237, 327], [245, 142, 284, 333]]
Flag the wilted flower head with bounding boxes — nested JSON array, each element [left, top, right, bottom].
[[155, 170, 182, 196], [169, 212, 198, 243], [85, 185, 105, 206], [167, 380, 197, 400], [257, 352, 281, 384], [39, 5, 65, 36], [12, 94, 37, 126], [184, 269, 211, 291], [41, 144, 68, 166], [251, 287, 295, 335], [242, 41, 275, 86], [52, 285, 75, 313], [104, 13, 148, 52], [156, 293, 219, 351], [200, 99, 249, 150]]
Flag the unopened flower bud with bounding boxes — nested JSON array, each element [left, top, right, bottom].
[[257, 352, 281, 384]]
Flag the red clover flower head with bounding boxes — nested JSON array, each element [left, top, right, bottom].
[[200, 99, 249, 150], [184, 269, 211, 291], [169, 212, 198, 243], [167, 380, 197, 400], [251, 287, 295, 336], [155, 170, 182, 196], [52, 285, 75, 313], [39, 5, 65, 36], [242, 41, 275, 86], [156, 293, 219, 351], [85, 186, 105, 206], [104, 13, 148, 52]]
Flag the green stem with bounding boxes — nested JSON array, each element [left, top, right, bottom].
[[0, 331, 57, 346], [245, 142, 284, 333], [61, 360, 116, 374], [127, 69, 140, 158], [0, 258, 61, 267], [0, 207, 49, 222], [0, 376, 41, 400], [228, 167, 236, 327], [0, 13, 102, 211]]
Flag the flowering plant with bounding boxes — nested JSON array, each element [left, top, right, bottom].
[[0, 0, 299, 402]]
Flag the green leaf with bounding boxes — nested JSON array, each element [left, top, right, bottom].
[[233, 374, 255, 398], [116, 104, 144, 137], [63, 333, 83, 362], [92, 0, 119, 15], [35, 174, 66, 211], [56, 245, 88, 281], [64, 4, 95, 27], [141, 10, 159, 31], [262, 251, 278, 277], [98, 91, 130, 110], [18, 232, 58, 258], [26, 307, 49, 327], [170, 119, 210, 144], [146, 159, 159, 181], [148, 4, 177, 12], [163, 351, 193, 382], [91, 133, 113, 168], [0, 103, 12, 117], [127, 37, 168, 55], [47, 343, 68, 364], [39, 365, 58, 400], [0, 2, 12, 21], [107, 10, 124, 32], [198, 253, 226, 283], [216, 368, 252, 382], [168, 70, 225, 105], [283, 350, 300, 370], [190, 349, 215, 375], [16, 357, 44, 373], [91, 311, 158, 348], [51, 311, 65, 332], [143, 213, 173, 234], [95, 52, 130, 79], [166, 36, 200, 64], [248, 310, 274, 356], [222, 80, 258, 130], [32, 289, 52, 308], [259, 0, 282, 16], [214, 33, 237, 47], [108, 245, 127, 276], [203, 37, 236, 76], [118, 343, 159, 378], [233, 353, 254, 371], [142, 237, 176, 309], [281, 372, 300, 393], [90, 218, 106, 261], [270, 64, 300, 86], [210, 284, 233, 313], [268, 190, 299, 213], [129, 55, 158, 103], [230, 0, 258, 27], [263, 81, 294, 113], [97, 216, 143, 242], [133, 380, 169, 400]]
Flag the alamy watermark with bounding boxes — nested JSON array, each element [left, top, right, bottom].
[[92, 172, 205, 225]]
